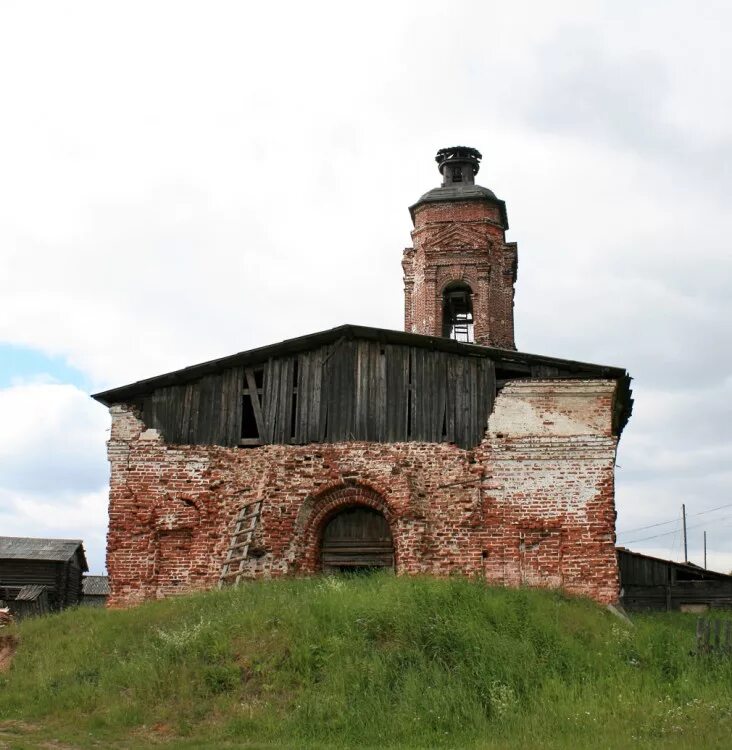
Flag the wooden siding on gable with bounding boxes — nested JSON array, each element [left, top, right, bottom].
[[141, 368, 244, 447], [138, 340, 496, 450]]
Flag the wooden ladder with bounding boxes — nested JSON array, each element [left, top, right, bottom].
[[219, 500, 263, 587]]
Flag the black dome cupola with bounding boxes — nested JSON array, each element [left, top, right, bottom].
[[409, 145, 508, 228], [436, 146, 482, 187]]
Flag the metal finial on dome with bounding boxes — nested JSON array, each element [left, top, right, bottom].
[[435, 146, 482, 187], [409, 146, 507, 228]]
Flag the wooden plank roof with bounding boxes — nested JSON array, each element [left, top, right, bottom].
[[16, 584, 47, 602], [617, 548, 732, 581], [82, 575, 110, 596], [0, 537, 88, 572], [93, 324, 631, 413]]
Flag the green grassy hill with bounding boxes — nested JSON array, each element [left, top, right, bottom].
[[1, 575, 731, 749]]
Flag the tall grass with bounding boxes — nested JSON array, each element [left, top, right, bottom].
[[1, 575, 731, 748]]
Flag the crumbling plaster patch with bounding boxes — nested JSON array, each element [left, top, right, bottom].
[[488, 380, 616, 438]]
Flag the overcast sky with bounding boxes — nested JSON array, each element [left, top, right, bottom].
[[1, 1, 730, 575]]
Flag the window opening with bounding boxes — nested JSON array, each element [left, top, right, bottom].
[[241, 367, 264, 446], [241, 395, 259, 439], [406, 350, 413, 439], [442, 283, 474, 342], [290, 359, 299, 441]]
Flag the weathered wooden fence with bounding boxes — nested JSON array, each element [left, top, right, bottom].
[[696, 618, 732, 655]]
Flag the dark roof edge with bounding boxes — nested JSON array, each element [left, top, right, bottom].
[[409, 191, 509, 229], [92, 324, 629, 407], [0, 537, 89, 572], [617, 547, 732, 580]]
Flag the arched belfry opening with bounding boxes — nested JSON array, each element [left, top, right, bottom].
[[320, 506, 394, 573], [403, 145, 517, 349], [442, 282, 474, 343]]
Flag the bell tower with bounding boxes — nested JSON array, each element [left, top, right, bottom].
[[402, 147, 517, 349]]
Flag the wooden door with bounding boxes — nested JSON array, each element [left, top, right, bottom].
[[321, 507, 394, 572]]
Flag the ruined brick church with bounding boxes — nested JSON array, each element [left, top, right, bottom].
[[94, 147, 632, 607]]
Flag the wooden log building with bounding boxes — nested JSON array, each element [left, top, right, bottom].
[[81, 575, 110, 607], [618, 548, 732, 612], [0, 537, 88, 613]]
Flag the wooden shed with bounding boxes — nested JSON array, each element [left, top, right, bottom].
[[618, 548, 732, 612], [0, 537, 88, 613], [10, 585, 51, 620], [81, 575, 110, 607]]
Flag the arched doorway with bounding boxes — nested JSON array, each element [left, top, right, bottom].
[[320, 506, 394, 573]]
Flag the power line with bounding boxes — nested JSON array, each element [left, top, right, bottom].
[[623, 526, 682, 545], [692, 502, 732, 518], [617, 501, 732, 536], [616, 517, 678, 535], [623, 515, 732, 545]]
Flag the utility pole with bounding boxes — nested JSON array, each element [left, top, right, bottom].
[[704, 531, 707, 569], [682, 503, 688, 563]]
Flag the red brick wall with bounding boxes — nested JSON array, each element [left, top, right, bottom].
[[403, 200, 517, 349], [105, 379, 620, 607]]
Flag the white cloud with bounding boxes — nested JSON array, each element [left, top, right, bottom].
[[0, 383, 109, 571], [0, 0, 730, 574], [0, 489, 109, 574], [0, 382, 109, 489]]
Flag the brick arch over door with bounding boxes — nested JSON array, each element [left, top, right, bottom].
[[299, 484, 397, 573]]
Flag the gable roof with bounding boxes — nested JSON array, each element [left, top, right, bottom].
[[92, 324, 633, 436], [94, 321, 629, 395], [0, 537, 88, 572], [82, 575, 110, 596]]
